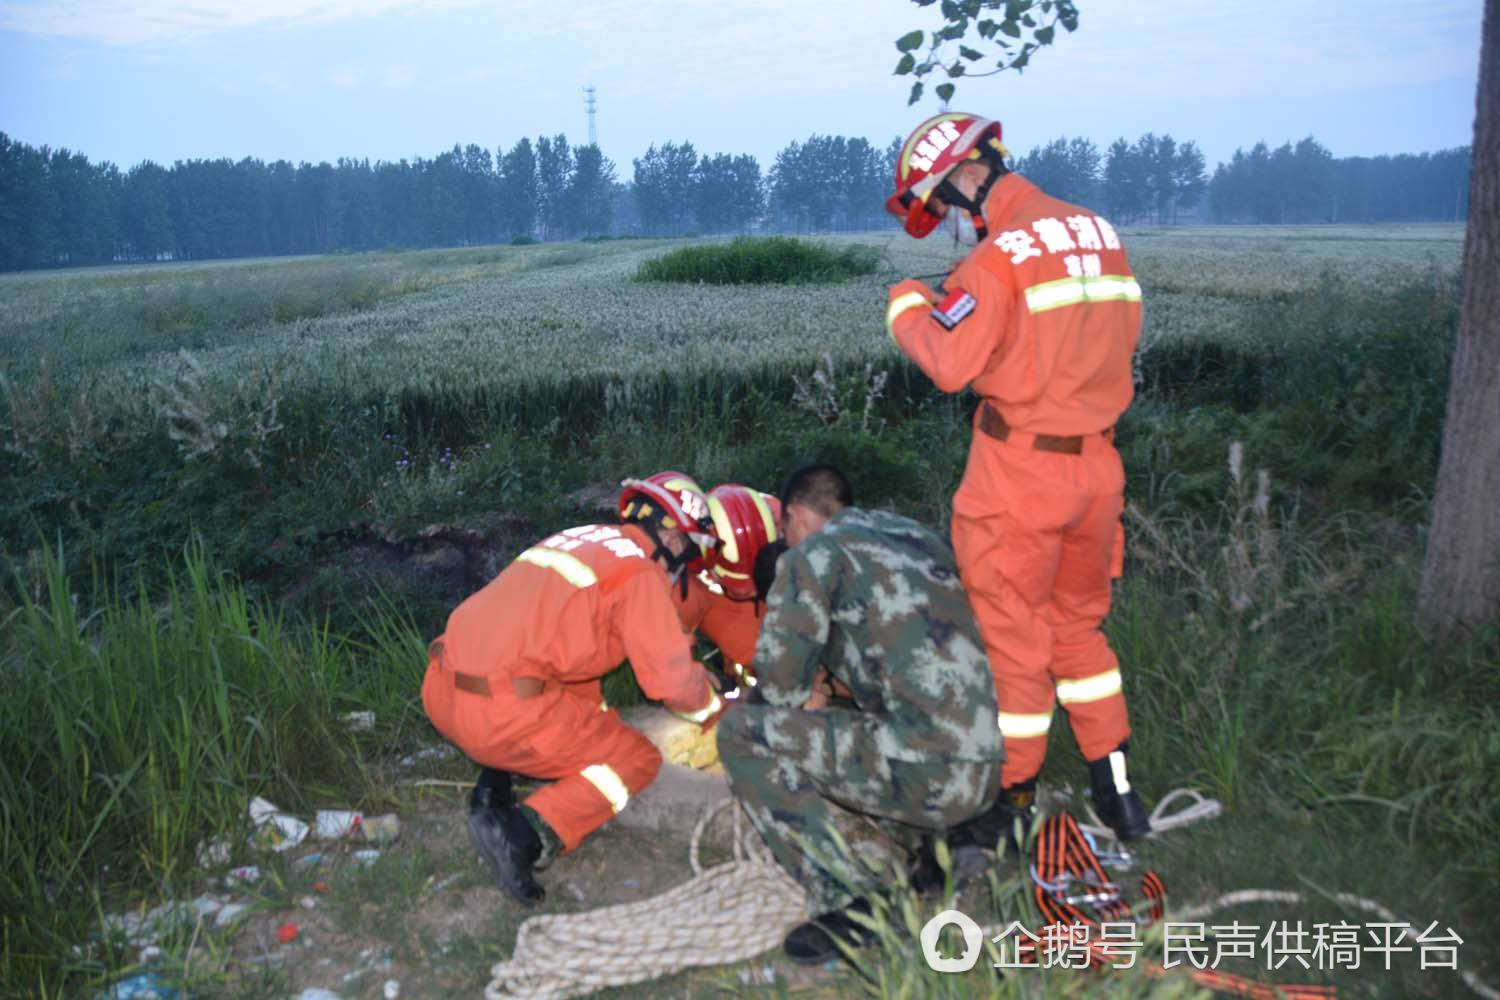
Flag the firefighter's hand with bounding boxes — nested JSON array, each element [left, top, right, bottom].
[[802, 670, 834, 711]]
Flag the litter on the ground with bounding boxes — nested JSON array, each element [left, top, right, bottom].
[[227, 865, 260, 886], [292, 990, 342, 1000], [191, 895, 224, 920], [340, 710, 376, 732], [275, 923, 299, 944], [248, 797, 310, 852], [383, 980, 400, 1000], [294, 852, 323, 867], [351, 849, 381, 865], [194, 837, 232, 868], [397, 745, 455, 767], [213, 903, 248, 928], [299, 896, 317, 909], [137, 945, 162, 964], [92, 973, 181, 999], [313, 880, 330, 894], [315, 810, 362, 840], [361, 814, 399, 845]]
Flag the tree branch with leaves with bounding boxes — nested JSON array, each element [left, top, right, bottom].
[[894, 0, 1079, 105]]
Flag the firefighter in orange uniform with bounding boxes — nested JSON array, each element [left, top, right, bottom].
[[421, 472, 724, 902], [673, 483, 785, 692], [884, 112, 1150, 842]]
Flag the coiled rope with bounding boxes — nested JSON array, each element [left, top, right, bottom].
[[484, 789, 1496, 1000]]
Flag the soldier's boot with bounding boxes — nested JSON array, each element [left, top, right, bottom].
[[783, 898, 876, 965], [1087, 743, 1151, 842], [946, 780, 1037, 856], [908, 834, 994, 898], [467, 800, 552, 904]]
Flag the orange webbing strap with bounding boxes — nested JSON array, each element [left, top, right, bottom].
[[1033, 814, 1335, 998]]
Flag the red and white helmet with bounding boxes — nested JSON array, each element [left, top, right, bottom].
[[885, 112, 1007, 238], [705, 484, 782, 601], [619, 471, 718, 567]]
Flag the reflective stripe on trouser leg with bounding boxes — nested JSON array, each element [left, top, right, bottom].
[[951, 502, 1064, 788], [1048, 474, 1131, 762]]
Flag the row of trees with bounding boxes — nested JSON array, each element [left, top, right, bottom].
[[0, 128, 1475, 271], [1208, 139, 1471, 224], [1016, 133, 1208, 225]]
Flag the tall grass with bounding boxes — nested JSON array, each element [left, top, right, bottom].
[[0, 544, 426, 994], [636, 236, 882, 284]]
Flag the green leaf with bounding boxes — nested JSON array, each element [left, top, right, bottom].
[[1000, 19, 1022, 38], [948, 61, 967, 77], [1022, 13, 1035, 27], [1035, 24, 1054, 44], [959, 45, 984, 60], [940, 0, 962, 19], [907, 80, 925, 105], [939, 22, 966, 39], [895, 53, 916, 75], [1061, 11, 1079, 30], [977, 18, 998, 38], [896, 29, 925, 52], [936, 82, 955, 103], [1012, 47, 1031, 69]]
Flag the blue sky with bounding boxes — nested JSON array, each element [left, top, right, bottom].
[[0, 0, 1483, 175]]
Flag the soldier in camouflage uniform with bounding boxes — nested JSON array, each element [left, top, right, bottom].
[[715, 464, 1003, 964]]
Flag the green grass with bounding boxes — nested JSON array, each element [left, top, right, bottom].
[[635, 236, 883, 284], [2, 224, 1495, 998]]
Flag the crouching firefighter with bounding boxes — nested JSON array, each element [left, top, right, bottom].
[[715, 465, 1004, 965], [673, 482, 785, 694], [421, 471, 725, 903]]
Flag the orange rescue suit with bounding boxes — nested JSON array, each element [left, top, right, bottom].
[[673, 574, 765, 678], [421, 522, 718, 851], [887, 172, 1142, 788]]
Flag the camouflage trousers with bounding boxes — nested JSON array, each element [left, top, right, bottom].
[[717, 703, 999, 914]]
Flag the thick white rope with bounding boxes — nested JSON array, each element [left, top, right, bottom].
[[484, 788, 1496, 1000], [484, 799, 807, 1000]]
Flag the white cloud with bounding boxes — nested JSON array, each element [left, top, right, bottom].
[[0, 0, 487, 45]]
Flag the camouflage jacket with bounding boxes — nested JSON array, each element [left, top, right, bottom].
[[751, 507, 1003, 764]]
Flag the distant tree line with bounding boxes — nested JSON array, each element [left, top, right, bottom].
[[0, 129, 1474, 271]]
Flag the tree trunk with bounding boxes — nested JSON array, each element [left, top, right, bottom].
[[1418, 0, 1500, 638]]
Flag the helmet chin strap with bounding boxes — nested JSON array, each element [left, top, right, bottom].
[[640, 518, 695, 599], [937, 162, 1005, 241]]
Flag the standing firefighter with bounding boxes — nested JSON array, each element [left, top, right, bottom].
[[884, 112, 1150, 843], [421, 471, 724, 903], [716, 465, 1003, 964]]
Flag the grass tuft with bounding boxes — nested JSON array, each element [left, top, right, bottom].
[[635, 236, 881, 284]]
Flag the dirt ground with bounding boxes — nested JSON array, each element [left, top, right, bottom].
[[208, 719, 852, 1000]]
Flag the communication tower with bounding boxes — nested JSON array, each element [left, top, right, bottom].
[[584, 85, 598, 147]]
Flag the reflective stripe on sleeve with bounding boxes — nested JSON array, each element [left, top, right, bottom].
[[1055, 669, 1123, 705], [1023, 275, 1142, 314], [516, 547, 599, 588], [886, 291, 933, 338], [675, 690, 723, 724], [580, 764, 631, 814], [998, 710, 1054, 739]]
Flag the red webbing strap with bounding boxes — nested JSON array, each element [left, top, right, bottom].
[[1033, 814, 1336, 998]]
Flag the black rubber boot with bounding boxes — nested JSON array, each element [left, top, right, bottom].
[[783, 898, 875, 965], [469, 768, 514, 813], [948, 780, 1036, 855], [467, 803, 545, 903], [1088, 744, 1151, 842]]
